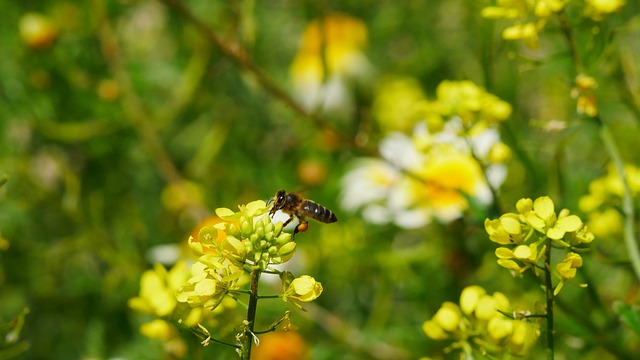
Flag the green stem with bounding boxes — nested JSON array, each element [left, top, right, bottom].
[[242, 269, 261, 360], [544, 240, 555, 360], [598, 118, 640, 281]]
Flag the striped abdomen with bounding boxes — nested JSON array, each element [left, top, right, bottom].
[[301, 200, 338, 223]]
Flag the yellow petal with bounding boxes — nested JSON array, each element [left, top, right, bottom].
[[194, 278, 217, 296], [501, 216, 522, 235], [513, 245, 532, 259], [460, 285, 486, 315], [556, 215, 583, 232], [434, 302, 461, 331], [533, 196, 555, 220]]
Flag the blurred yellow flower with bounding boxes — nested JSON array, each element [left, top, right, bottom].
[[423, 285, 539, 357], [129, 261, 188, 317], [585, 0, 625, 20], [481, 0, 565, 49], [290, 14, 373, 114], [140, 319, 174, 340], [433, 302, 461, 331], [19, 13, 58, 48], [372, 77, 427, 133]]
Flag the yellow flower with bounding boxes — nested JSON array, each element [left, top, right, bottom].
[[586, 208, 623, 238], [139, 319, 174, 341], [433, 302, 461, 332], [283, 275, 323, 303], [128, 261, 188, 317], [423, 285, 539, 357], [460, 285, 487, 315], [422, 319, 448, 340], [585, 0, 625, 20], [485, 214, 523, 245], [557, 252, 582, 280], [175, 260, 240, 310], [488, 316, 513, 340], [509, 320, 540, 354], [19, 13, 58, 48], [289, 14, 371, 112], [372, 76, 427, 133]]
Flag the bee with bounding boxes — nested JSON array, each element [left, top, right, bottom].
[[268, 189, 337, 234]]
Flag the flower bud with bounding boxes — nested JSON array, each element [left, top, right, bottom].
[[277, 242, 297, 257]]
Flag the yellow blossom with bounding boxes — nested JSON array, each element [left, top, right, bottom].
[[128, 262, 187, 317], [433, 302, 462, 331], [422, 319, 448, 340], [557, 252, 582, 280], [372, 77, 427, 133], [140, 319, 174, 341], [586, 208, 623, 238], [283, 275, 323, 303], [585, 0, 626, 20], [460, 285, 487, 315], [488, 316, 514, 340]]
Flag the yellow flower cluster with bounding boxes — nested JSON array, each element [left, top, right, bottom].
[[584, 0, 626, 20], [342, 79, 513, 228], [423, 285, 539, 357], [485, 196, 594, 294], [572, 74, 599, 117], [373, 78, 512, 134], [129, 261, 214, 357], [579, 163, 640, 238], [176, 200, 295, 310], [481, 0, 626, 48], [481, 0, 567, 48]]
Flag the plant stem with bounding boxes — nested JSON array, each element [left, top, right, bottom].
[[544, 240, 555, 360], [242, 269, 261, 360], [598, 118, 640, 281]]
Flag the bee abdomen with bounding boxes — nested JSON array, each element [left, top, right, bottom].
[[303, 201, 338, 223]]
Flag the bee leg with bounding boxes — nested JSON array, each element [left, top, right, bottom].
[[294, 220, 308, 236], [282, 215, 294, 227]]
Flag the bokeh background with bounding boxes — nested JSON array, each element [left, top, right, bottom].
[[2, 0, 640, 359]]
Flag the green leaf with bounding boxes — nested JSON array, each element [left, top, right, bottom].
[[614, 302, 640, 334]]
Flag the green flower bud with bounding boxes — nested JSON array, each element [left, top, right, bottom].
[[275, 232, 292, 246], [273, 221, 283, 235], [277, 242, 297, 257], [249, 233, 259, 244], [268, 246, 278, 255], [258, 260, 268, 270], [265, 231, 274, 242], [265, 222, 275, 234], [227, 223, 240, 238], [241, 219, 253, 238], [254, 222, 265, 238]]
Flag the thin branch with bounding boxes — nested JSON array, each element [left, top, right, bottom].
[[157, 0, 359, 148], [544, 240, 555, 360], [93, 0, 207, 216]]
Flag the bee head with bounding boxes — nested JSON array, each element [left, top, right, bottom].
[[271, 189, 287, 210]]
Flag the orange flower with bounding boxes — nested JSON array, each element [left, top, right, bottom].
[[252, 332, 309, 360]]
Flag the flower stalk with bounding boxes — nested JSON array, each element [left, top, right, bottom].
[[544, 237, 554, 360], [242, 269, 261, 360]]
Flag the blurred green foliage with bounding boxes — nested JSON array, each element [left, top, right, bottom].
[[1, 0, 640, 359]]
